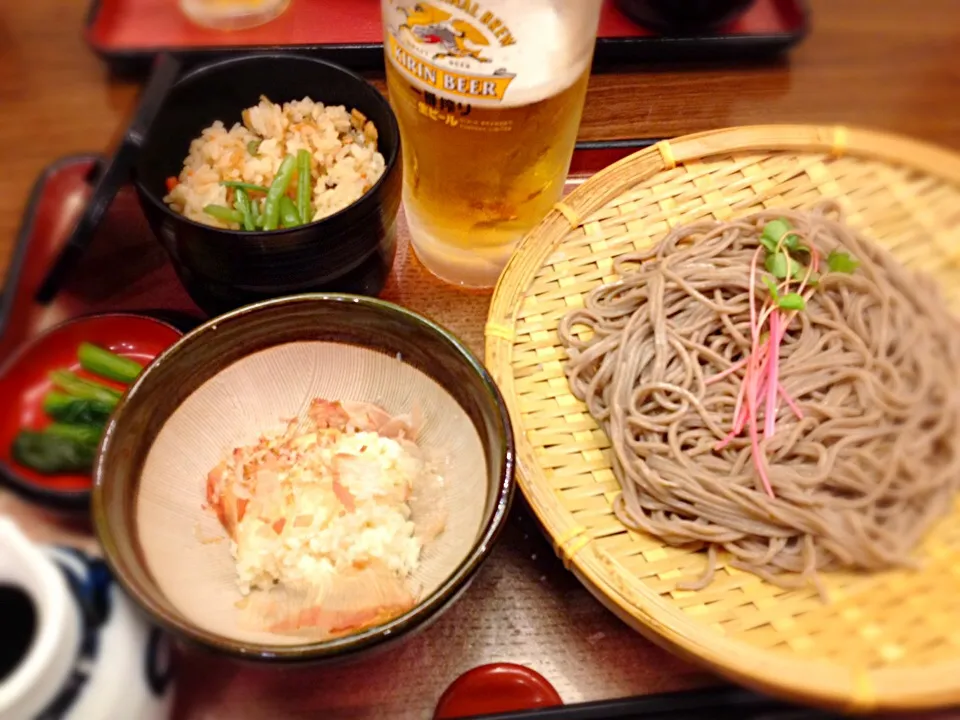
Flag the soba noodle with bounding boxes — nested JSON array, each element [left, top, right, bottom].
[[558, 201, 960, 594]]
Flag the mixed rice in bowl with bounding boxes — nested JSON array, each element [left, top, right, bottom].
[[163, 96, 387, 231]]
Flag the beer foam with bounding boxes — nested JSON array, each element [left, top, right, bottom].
[[489, 1, 600, 107], [385, 0, 602, 108]]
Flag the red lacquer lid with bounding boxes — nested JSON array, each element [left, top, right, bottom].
[[434, 663, 563, 719]]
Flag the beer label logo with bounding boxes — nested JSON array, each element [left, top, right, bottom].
[[386, 1, 518, 104], [401, 3, 492, 63]]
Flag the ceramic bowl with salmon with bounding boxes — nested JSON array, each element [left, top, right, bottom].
[[92, 294, 515, 661]]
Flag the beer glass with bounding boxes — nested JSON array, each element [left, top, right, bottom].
[[381, 0, 603, 288]]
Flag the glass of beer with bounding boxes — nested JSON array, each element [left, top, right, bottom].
[[381, 0, 603, 288]]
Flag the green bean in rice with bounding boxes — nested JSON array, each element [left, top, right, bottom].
[[163, 96, 386, 230]]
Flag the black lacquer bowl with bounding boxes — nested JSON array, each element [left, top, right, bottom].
[[134, 54, 402, 317], [616, 0, 756, 34]]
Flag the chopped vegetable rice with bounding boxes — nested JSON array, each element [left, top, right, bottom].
[[163, 96, 385, 230]]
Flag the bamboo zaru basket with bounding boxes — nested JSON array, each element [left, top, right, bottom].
[[485, 125, 960, 712]]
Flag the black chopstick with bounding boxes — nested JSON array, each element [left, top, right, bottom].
[[34, 52, 181, 304], [456, 687, 845, 720]]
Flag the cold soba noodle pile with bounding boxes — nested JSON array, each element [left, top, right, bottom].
[[559, 201, 960, 595]]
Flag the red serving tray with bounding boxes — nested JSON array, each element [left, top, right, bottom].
[[85, 0, 809, 74], [0, 141, 651, 362]]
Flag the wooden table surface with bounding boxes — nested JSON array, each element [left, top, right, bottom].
[[1, 1, 960, 718]]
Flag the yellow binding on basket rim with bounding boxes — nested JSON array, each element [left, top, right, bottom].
[[656, 139, 677, 170], [553, 201, 582, 228]]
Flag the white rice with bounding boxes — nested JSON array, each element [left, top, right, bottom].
[[163, 96, 386, 229]]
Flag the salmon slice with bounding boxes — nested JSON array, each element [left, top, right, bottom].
[[206, 461, 248, 540], [331, 477, 356, 512], [379, 403, 423, 440], [220, 485, 247, 541], [341, 400, 393, 433], [339, 400, 422, 439], [377, 417, 413, 439], [246, 563, 416, 638], [308, 399, 350, 429], [408, 471, 448, 545], [206, 462, 227, 507]]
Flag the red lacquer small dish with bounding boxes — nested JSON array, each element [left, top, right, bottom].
[[434, 663, 564, 719], [0, 313, 182, 510]]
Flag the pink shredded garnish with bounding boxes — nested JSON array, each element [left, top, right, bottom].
[[704, 356, 747, 386], [764, 312, 781, 440], [706, 227, 828, 499], [711, 246, 778, 498], [706, 225, 832, 500], [779, 384, 803, 419]]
